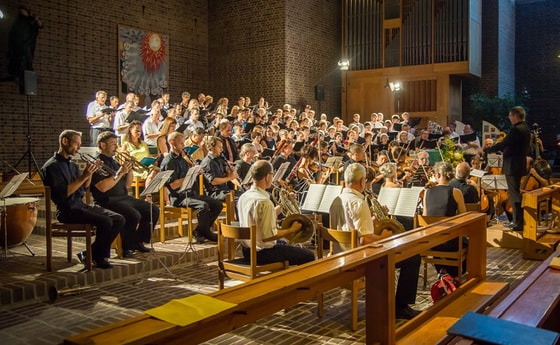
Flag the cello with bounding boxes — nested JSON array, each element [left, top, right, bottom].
[[520, 123, 552, 192]]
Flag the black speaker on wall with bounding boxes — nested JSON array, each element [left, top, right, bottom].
[[315, 84, 325, 101], [23, 70, 37, 96]]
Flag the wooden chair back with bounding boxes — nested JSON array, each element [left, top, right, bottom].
[[217, 222, 288, 289]]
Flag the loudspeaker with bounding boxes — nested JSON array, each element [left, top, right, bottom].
[[315, 84, 324, 101], [24, 70, 37, 96]]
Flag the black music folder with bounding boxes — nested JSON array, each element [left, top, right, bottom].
[[101, 107, 116, 114], [392, 123, 402, 132], [176, 123, 188, 133], [293, 141, 305, 153], [459, 132, 477, 143], [419, 139, 437, 149], [125, 109, 150, 123], [243, 122, 256, 134], [261, 148, 275, 159], [428, 133, 442, 141]]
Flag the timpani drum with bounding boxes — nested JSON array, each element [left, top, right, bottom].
[[0, 197, 39, 246]]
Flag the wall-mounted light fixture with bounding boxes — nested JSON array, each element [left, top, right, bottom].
[[389, 81, 401, 92], [338, 59, 350, 71], [0, 9, 4, 19]]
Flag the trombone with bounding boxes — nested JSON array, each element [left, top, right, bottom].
[[78, 153, 118, 178]]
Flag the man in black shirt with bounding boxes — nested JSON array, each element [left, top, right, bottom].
[[41, 130, 122, 269], [160, 132, 223, 243], [90, 132, 159, 257], [200, 136, 242, 202], [449, 162, 479, 203]]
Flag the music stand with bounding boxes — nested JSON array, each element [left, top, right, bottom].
[[240, 171, 253, 186], [1, 173, 29, 259], [176, 165, 206, 263], [135, 170, 179, 284], [487, 154, 503, 169], [273, 162, 290, 183]]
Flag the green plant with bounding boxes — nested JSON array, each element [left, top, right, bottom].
[[466, 91, 530, 130]]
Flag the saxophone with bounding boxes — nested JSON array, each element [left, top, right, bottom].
[[364, 190, 406, 236]]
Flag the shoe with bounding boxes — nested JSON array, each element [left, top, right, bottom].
[[193, 230, 206, 244], [76, 251, 86, 264], [503, 222, 515, 228], [94, 259, 113, 269], [134, 243, 151, 253], [395, 306, 421, 320], [122, 249, 134, 258], [511, 226, 523, 231]]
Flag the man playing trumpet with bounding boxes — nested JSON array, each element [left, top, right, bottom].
[[91, 131, 159, 257]]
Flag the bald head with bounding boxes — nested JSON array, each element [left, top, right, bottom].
[[455, 162, 471, 180]]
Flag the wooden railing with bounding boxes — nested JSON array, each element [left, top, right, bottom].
[[65, 212, 498, 345]]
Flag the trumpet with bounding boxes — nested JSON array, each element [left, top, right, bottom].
[[115, 151, 156, 174], [78, 153, 118, 178]]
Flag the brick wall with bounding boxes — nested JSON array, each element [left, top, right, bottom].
[[0, 0, 209, 173], [516, 0, 560, 150], [208, 0, 340, 118]]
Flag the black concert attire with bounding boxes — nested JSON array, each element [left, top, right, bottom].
[[200, 152, 244, 202], [485, 121, 530, 230], [449, 178, 479, 204], [41, 153, 122, 266], [408, 166, 430, 187], [234, 159, 252, 185], [91, 154, 159, 253], [160, 151, 223, 242], [424, 185, 468, 276]]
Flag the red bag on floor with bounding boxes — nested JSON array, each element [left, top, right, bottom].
[[430, 269, 461, 302]]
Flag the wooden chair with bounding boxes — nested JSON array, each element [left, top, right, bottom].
[[49, 191, 97, 271], [131, 176, 145, 199], [158, 186, 195, 243], [217, 222, 289, 289], [465, 202, 481, 212], [316, 226, 361, 331], [416, 215, 468, 289]]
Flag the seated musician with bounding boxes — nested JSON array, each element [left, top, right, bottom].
[[120, 121, 151, 178], [235, 143, 257, 187], [408, 150, 432, 187], [91, 132, 158, 257], [237, 160, 315, 265], [343, 143, 366, 171], [200, 136, 243, 202], [370, 150, 390, 195], [184, 127, 208, 163], [449, 162, 479, 203], [423, 161, 467, 277], [363, 131, 377, 164], [296, 145, 331, 189], [272, 139, 296, 186], [41, 130, 122, 269], [333, 163, 421, 320], [160, 132, 223, 243]]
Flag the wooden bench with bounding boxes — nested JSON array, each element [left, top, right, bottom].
[[522, 185, 560, 260], [449, 248, 560, 344], [64, 212, 505, 345]]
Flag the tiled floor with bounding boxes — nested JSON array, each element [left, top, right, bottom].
[[0, 231, 540, 345]]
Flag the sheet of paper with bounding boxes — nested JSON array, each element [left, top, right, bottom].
[[393, 187, 423, 217], [145, 294, 237, 327], [301, 184, 326, 212], [377, 187, 400, 215], [317, 185, 343, 213]]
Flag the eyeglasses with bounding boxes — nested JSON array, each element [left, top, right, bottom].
[[420, 158, 429, 161]]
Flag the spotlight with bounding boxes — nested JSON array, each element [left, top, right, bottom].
[[389, 81, 401, 92], [338, 59, 350, 71], [0, 10, 4, 19]]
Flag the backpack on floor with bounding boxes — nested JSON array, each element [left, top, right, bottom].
[[430, 268, 461, 302]]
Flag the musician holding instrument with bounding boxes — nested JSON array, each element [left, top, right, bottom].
[[237, 160, 315, 266], [91, 132, 158, 257], [200, 136, 243, 202], [41, 130, 123, 269], [484, 106, 531, 231], [331, 163, 421, 320], [235, 143, 257, 186], [160, 132, 223, 243]]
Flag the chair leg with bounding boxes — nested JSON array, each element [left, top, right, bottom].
[[160, 213, 166, 243], [85, 227, 93, 271], [351, 281, 359, 332], [423, 261, 428, 290], [317, 293, 324, 318]]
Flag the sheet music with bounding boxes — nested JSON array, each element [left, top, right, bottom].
[[481, 175, 508, 190], [179, 165, 202, 193], [317, 185, 343, 213], [393, 187, 423, 217], [377, 187, 401, 215], [273, 162, 290, 182], [0, 173, 28, 199], [487, 154, 503, 168], [470, 169, 487, 178], [300, 184, 326, 212], [241, 171, 253, 185], [140, 170, 174, 196], [325, 156, 343, 169]]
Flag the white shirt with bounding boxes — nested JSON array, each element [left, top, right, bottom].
[[237, 185, 277, 250], [113, 109, 129, 136], [142, 118, 159, 145], [85, 100, 111, 129], [335, 188, 374, 237]]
